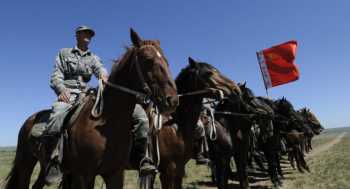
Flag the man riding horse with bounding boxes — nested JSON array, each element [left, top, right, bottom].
[[44, 26, 156, 184]]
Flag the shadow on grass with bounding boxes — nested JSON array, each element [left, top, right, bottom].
[[193, 181, 271, 189]]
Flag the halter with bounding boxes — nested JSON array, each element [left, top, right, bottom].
[[91, 44, 167, 117], [107, 44, 164, 103]]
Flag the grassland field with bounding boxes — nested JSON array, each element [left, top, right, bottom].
[[0, 127, 349, 189]]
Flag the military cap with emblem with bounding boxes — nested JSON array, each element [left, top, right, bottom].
[[75, 25, 95, 37]]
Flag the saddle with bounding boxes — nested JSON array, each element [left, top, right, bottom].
[[30, 89, 97, 138]]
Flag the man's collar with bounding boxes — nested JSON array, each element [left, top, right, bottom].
[[72, 46, 91, 56]]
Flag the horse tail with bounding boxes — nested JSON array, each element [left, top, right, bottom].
[[4, 146, 22, 189], [5, 113, 39, 189]]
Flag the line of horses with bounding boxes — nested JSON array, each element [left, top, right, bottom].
[[4, 29, 323, 189]]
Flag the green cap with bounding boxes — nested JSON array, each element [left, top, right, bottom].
[[75, 25, 95, 37]]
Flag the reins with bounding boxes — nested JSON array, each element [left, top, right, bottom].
[[91, 79, 151, 118], [91, 46, 157, 118], [214, 111, 255, 118], [177, 89, 214, 97]]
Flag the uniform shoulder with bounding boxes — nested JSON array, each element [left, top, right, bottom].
[[58, 48, 73, 56], [90, 52, 102, 61]]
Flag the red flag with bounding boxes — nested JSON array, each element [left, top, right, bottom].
[[257, 40, 299, 89]]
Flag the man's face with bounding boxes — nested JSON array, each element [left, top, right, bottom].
[[200, 114, 210, 125], [76, 31, 93, 46]]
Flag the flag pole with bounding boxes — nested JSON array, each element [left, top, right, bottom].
[[256, 52, 270, 97], [265, 88, 269, 97]]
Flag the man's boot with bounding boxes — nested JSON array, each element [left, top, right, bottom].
[[194, 137, 210, 165], [132, 138, 157, 176], [44, 135, 63, 185]]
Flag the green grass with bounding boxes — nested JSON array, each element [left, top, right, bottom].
[[284, 133, 350, 189], [0, 149, 211, 189], [1, 128, 349, 188]]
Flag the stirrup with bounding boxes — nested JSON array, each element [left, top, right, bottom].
[[45, 159, 62, 185], [139, 157, 157, 176], [195, 156, 210, 165]]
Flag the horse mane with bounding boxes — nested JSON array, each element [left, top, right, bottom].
[[109, 47, 136, 82], [176, 62, 241, 94], [110, 40, 167, 81], [175, 64, 195, 94], [300, 108, 320, 125], [276, 97, 294, 110], [239, 83, 255, 98]]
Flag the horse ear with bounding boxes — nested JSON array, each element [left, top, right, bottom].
[[130, 28, 142, 48], [155, 40, 160, 46], [243, 81, 247, 87], [188, 57, 199, 68]]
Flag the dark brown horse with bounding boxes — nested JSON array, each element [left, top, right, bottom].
[[209, 97, 257, 189], [207, 83, 273, 189], [298, 108, 324, 152], [274, 98, 310, 174], [152, 57, 241, 189], [5, 29, 178, 189]]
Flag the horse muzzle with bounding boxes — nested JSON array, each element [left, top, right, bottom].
[[156, 95, 179, 114]]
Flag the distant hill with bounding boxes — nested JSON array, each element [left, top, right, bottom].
[[0, 127, 348, 150], [0, 146, 16, 151], [323, 127, 350, 134]]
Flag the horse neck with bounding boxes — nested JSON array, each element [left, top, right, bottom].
[[103, 60, 138, 121], [174, 95, 202, 136]]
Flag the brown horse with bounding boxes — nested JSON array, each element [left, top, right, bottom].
[[92, 57, 240, 189], [274, 98, 310, 174], [152, 57, 241, 189], [298, 108, 324, 152], [5, 29, 178, 189]]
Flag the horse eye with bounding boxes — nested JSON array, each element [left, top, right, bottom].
[[203, 71, 213, 77]]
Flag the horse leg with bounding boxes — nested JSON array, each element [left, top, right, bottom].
[[61, 174, 89, 189], [235, 134, 250, 189], [210, 162, 217, 184], [288, 150, 295, 169], [252, 152, 265, 171], [86, 176, 96, 189], [214, 156, 229, 189], [294, 146, 304, 173], [160, 162, 176, 189], [309, 138, 313, 150], [264, 149, 281, 188], [276, 154, 284, 179], [174, 164, 185, 189], [103, 171, 124, 189], [298, 149, 310, 172], [32, 162, 47, 189], [5, 147, 37, 189], [61, 173, 72, 189], [234, 154, 250, 189]]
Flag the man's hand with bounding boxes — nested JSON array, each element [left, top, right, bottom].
[[58, 90, 70, 103], [100, 73, 109, 84], [207, 88, 224, 100]]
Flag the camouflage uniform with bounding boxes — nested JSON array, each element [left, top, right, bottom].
[[46, 35, 155, 185], [47, 47, 108, 134], [194, 98, 214, 164]]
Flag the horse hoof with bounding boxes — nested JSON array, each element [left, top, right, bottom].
[[273, 183, 281, 189], [278, 180, 284, 186]]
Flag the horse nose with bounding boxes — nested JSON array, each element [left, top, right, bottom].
[[166, 96, 179, 108]]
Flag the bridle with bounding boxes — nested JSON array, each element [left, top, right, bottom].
[[91, 44, 168, 117], [105, 44, 164, 104]]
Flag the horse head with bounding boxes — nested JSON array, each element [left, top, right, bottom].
[[299, 108, 324, 135], [238, 82, 255, 102], [176, 57, 241, 98], [275, 97, 304, 130], [109, 28, 178, 113]]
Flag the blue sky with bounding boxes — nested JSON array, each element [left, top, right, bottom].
[[0, 0, 349, 146]]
